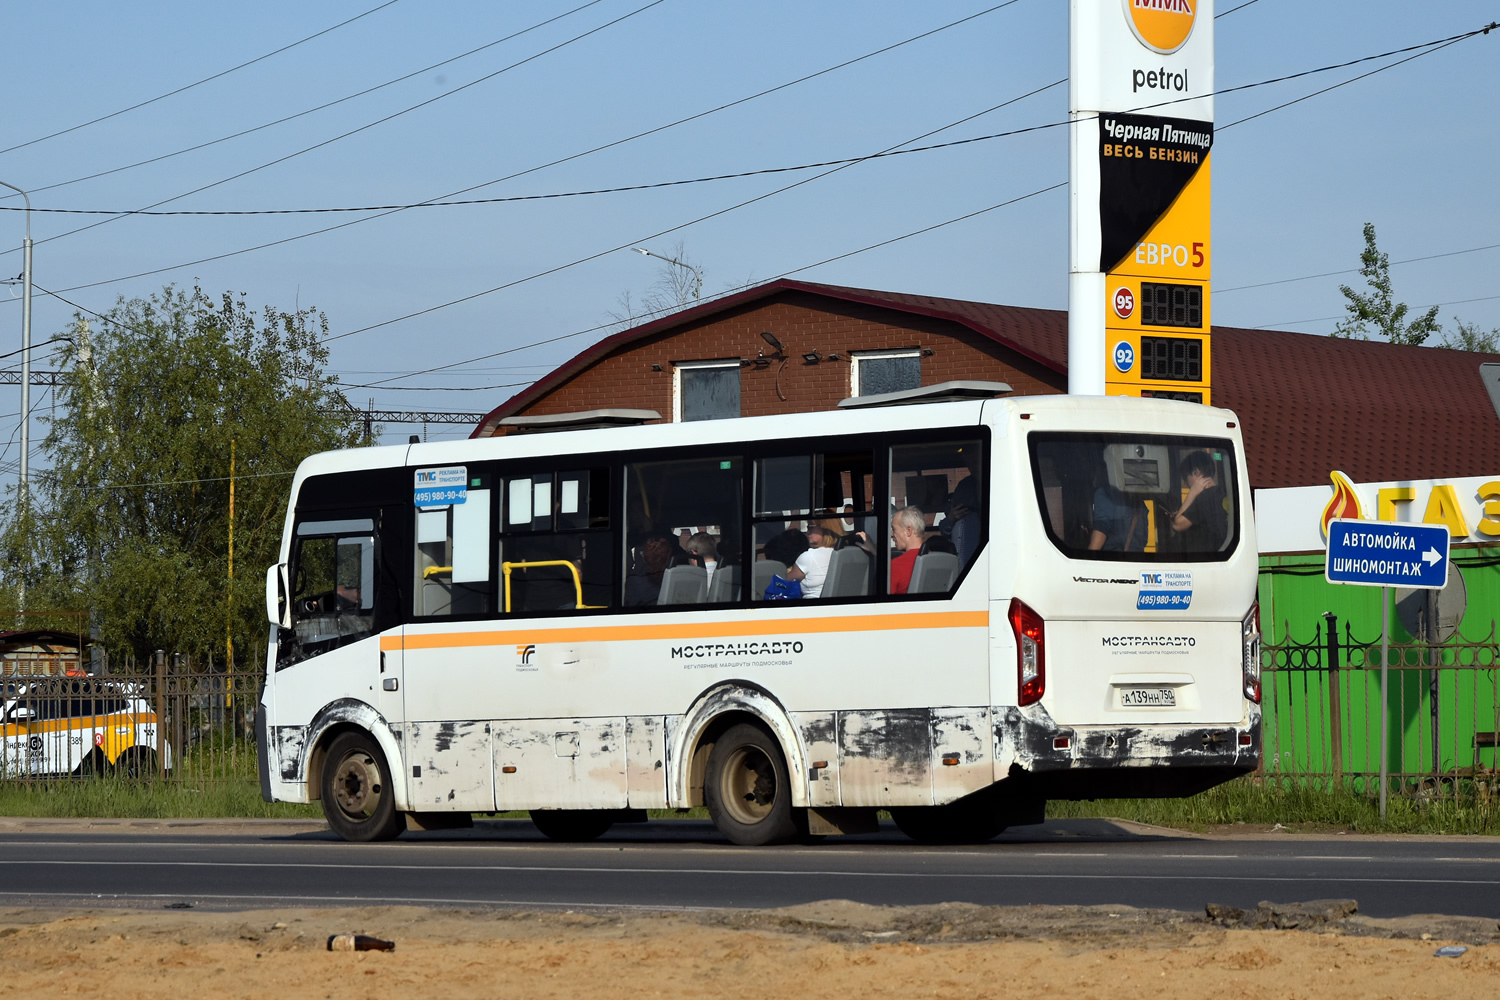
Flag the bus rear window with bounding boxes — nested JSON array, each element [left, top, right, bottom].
[[1028, 433, 1239, 561]]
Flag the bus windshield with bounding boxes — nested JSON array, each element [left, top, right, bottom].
[[1029, 432, 1239, 561]]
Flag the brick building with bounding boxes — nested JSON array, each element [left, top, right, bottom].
[[475, 279, 1500, 490]]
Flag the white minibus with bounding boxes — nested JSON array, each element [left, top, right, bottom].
[[257, 385, 1261, 843]]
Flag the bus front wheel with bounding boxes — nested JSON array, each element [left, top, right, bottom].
[[704, 723, 799, 846], [321, 731, 403, 842]]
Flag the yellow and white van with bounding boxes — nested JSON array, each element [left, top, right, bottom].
[[1, 677, 171, 777]]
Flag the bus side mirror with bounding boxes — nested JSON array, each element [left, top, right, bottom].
[[266, 563, 291, 629]]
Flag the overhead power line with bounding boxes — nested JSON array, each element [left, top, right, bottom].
[[17, 0, 671, 253], [327, 24, 1495, 354], [363, 181, 1069, 390], [6, 0, 613, 200], [5, 87, 1067, 218], [1252, 292, 1500, 331], [1215, 242, 1500, 295], [0, 1, 403, 158], [5, 0, 1032, 286]]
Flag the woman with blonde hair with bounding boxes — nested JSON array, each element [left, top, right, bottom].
[[784, 518, 843, 598]]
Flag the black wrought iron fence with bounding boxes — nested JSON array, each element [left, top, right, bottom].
[[1, 651, 261, 785], [1261, 616, 1500, 795]]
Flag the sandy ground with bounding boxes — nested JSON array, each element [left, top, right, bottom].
[[1, 900, 1497, 1000]]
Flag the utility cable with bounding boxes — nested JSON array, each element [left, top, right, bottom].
[[327, 25, 1490, 354], [5, 0, 612, 200], [16, 0, 671, 252], [361, 26, 1496, 385], [1249, 292, 1500, 331], [0, 1, 403, 158], [7, 18, 1480, 222], [363, 181, 1067, 388], [322, 80, 1062, 347], [2, 0, 1031, 280], [1215, 0, 1262, 17], [1215, 242, 1500, 295]]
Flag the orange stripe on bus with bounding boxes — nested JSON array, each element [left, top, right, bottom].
[[380, 610, 988, 652]]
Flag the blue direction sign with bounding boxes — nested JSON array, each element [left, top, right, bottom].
[[1325, 518, 1450, 590]]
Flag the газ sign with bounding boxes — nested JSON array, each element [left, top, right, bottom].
[[1255, 471, 1500, 555]]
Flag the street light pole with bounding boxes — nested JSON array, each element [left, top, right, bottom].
[[0, 180, 32, 511], [1, 180, 32, 612], [631, 247, 702, 303]]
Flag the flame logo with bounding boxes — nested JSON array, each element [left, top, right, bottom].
[[1320, 470, 1366, 540]]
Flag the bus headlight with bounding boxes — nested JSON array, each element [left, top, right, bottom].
[[1009, 598, 1045, 706], [1242, 602, 1261, 704]]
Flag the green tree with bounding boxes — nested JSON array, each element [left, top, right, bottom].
[[1332, 223, 1441, 346], [1, 285, 362, 665], [1438, 318, 1500, 353]]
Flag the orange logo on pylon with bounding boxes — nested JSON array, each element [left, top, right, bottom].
[[1124, 0, 1197, 54]]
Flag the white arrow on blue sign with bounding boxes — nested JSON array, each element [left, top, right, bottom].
[[1324, 518, 1449, 590]]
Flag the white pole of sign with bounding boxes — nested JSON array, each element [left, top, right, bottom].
[[1067, 0, 1213, 396], [1067, 1, 1104, 396], [1379, 586, 1389, 821]]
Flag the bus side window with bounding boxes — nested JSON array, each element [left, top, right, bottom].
[[498, 468, 613, 614], [625, 456, 742, 606], [751, 450, 875, 600], [415, 482, 495, 617], [888, 440, 984, 596]]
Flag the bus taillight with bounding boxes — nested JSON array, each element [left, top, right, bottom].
[[1242, 602, 1261, 704], [1009, 598, 1045, 706]]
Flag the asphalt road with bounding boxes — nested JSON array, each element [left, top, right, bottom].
[[2, 819, 1498, 919]]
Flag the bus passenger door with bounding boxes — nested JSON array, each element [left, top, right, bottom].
[[377, 632, 404, 732]]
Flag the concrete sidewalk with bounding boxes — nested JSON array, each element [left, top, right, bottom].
[[0, 816, 330, 836]]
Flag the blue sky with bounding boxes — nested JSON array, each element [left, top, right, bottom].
[[0, 1, 1495, 449]]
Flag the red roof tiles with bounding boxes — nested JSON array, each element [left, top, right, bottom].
[[476, 279, 1500, 489]]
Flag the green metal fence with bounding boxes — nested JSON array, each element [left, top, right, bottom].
[[1261, 617, 1500, 793]]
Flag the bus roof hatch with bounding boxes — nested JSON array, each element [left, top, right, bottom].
[[496, 408, 663, 433], [837, 380, 1013, 409]]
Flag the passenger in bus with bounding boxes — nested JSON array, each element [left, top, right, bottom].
[[1088, 469, 1146, 553], [940, 455, 982, 563], [762, 527, 809, 568], [782, 520, 840, 598], [685, 532, 719, 586], [889, 506, 927, 595], [625, 536, 673, 606], [1169, 450, 1227, 552]]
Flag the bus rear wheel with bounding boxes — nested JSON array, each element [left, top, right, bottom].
[[704, 723, 799, 846], [321, 731, 403, 842], [530, 809, 616, 842]]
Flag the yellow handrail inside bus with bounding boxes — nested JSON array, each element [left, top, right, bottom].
[[422, 565, 453, 579], [501, 560, 603, 612]]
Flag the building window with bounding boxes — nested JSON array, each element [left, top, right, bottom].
[[850, 349, 920, 396], [674, 360, 741, 422]]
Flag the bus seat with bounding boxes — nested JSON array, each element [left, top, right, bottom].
[[422, 580, 452, 616], [658, 564, 708, 605], [707, 564, 740, 603], [908, 551, 960, 594], [919, 535, 957, 555], [822, 546, 870, 598], [750, 560, 786, 601]]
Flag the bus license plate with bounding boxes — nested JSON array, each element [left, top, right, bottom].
[[1120, 687, 1176, 707]]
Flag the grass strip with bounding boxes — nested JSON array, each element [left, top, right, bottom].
[[1, 776, 1495, 834]]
